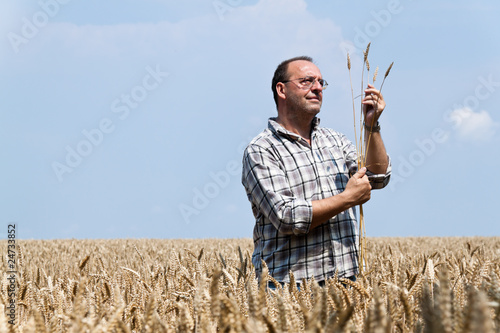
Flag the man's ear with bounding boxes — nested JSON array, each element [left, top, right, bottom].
[[276, 82, 286, 100]]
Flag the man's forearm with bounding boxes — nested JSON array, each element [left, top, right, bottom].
[[364, 130, 388, 174], [310, 168, 372, 229], [310, 192, 354, 229]]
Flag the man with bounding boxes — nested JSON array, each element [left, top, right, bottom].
[[241, 56, 391, 285]]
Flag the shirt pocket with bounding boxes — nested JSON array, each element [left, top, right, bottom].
[[323, 146, 350, 194]]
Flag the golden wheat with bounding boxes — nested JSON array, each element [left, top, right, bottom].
[[0, 237, 499, 332]]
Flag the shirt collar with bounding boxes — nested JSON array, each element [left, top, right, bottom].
[[268, 117, 321, 141]]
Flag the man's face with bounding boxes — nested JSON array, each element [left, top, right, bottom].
[[284, 60, 324, 116]]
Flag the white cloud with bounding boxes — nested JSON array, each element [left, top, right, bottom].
[[449, 107, 498, 142], [5, 0, 345, 65]]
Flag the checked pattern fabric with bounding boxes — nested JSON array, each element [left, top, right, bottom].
[[241, 117, 391, 283]]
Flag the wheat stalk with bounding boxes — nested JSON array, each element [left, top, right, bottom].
[[363, 61, 394, 167], [346, 44, 393, 275]]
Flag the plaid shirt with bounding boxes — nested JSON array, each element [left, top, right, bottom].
[[241, 117, 391, 283]]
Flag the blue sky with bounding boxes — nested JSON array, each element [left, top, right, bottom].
[[1, 0, 499, 240]]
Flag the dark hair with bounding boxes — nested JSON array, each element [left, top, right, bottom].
[[271, 56, 314, 108]]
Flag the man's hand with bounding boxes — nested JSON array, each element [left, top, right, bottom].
[[343, 167, 372, 206], [310, 167, 372, 228], [362, 83, 385, 126]]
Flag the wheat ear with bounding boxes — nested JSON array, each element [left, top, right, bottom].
[[363, 61, 394, 167]]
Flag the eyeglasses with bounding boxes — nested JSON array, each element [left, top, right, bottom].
[[282, 76, 328, 90]]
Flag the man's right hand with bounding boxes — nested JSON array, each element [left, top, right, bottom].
[[343, 167, 372, 206], [310, 167, 372, 229]]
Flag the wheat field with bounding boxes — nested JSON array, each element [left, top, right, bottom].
[[0, 237, 499, 332]]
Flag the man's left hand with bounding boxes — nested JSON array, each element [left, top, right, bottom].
[[362, 83, 385, 126]]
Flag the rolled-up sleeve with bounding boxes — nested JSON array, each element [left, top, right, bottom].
[[242, 144, 312, 235], [366, 155, 392, 189], [340, 132, 391, 190]]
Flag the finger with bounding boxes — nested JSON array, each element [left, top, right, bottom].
[[364, 93, 383, 103], [363, 100, 382, 106], [362, 97, 385, 109], [362, 98, 381, 106], [351, 167, 365, 179], [363, 92, 383, 102], [362, 96, 376, 104], [353, 167, 367, 178], [364, 87, 382, 97], [362, 96, 377, 103]]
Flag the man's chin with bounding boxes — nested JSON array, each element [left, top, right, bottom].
[[306, 106, 321, 115], [308, 101, 322, 112]]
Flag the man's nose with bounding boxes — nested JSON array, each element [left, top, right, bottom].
[[310, 80, 323, 93], [311, 79, 323, 91]]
